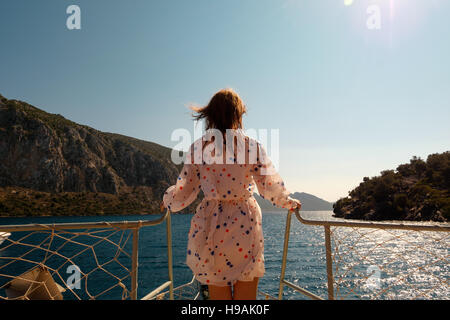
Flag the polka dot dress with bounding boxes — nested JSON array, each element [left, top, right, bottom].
[[163, 134, 297, 287]]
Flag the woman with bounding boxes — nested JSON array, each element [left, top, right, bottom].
[[161, 88, 301, 300]]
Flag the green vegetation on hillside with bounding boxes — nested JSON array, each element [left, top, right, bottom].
[[333, 152, 450, 221], [0, 186, 160, 216]]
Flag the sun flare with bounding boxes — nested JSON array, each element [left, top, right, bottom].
[[344, 0, 354, 6]]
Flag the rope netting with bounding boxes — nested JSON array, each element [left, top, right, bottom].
[[0, 225, 135, 300], [329, 226, 449, 300]]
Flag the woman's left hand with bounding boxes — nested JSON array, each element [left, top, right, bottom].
[[290, 199, 302, 212]]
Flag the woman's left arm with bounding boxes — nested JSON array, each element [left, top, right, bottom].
[[252, 143, 301, 211]]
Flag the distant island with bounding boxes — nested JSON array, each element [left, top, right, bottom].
[[254, 192, 332, 212], [0, 94, 331, 217], [333, 152, 449, 222]]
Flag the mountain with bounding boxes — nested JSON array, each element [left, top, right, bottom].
[[254, 192, 333, 212], [333, 153, 450, 222], [0, 93, 198, 216], [0, 93, 334, 217]]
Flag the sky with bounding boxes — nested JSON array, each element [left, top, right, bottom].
[[0, 0, 449, 202]]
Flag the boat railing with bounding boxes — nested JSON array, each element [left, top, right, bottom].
[[278, 208, 450, 300], [1, 208, 449, 300], [0, 211, 174, 300]]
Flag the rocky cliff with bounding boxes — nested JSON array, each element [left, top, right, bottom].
[[0, 93, 192, 216]]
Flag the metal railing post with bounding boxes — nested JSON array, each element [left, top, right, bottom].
[[278, 210, 293, 300], [131, 227, 139, 300], [324, 225, 334, 300], [166, 210, 174, 300]]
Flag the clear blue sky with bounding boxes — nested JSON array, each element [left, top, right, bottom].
[[1, 0, 449, 202]]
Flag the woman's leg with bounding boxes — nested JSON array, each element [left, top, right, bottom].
[[208, 284, 233, 300], [233, 277, 259, 300]]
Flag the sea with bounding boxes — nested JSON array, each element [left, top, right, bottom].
[[0, 211, 448, 300]]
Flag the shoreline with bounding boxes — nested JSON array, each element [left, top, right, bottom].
[[1, 210, 448, 226]]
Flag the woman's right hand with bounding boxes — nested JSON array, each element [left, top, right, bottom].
[[160, 201, 166, 213]]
